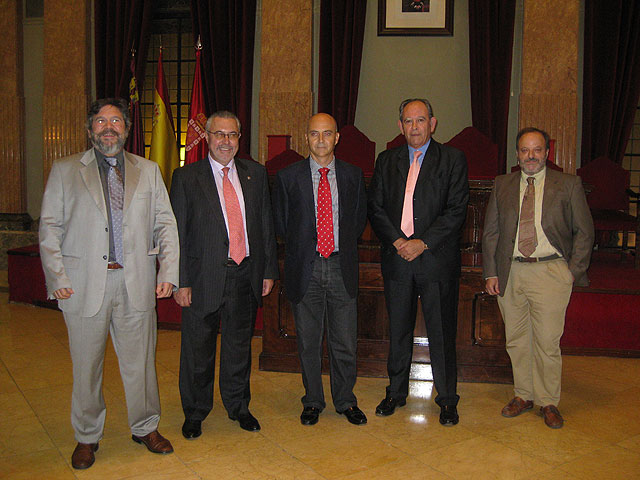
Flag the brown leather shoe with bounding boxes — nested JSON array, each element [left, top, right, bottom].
[[131, 430, 174, 454], [71, 442, 98, 469], [501, 397, 534, 417], [540, 405, 564, 429]]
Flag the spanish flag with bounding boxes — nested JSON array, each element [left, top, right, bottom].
[[149, 47, 180, 189]]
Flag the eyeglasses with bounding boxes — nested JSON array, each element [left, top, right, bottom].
[[207, 130, 240, 141]]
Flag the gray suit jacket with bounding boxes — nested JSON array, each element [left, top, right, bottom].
[[39, 149, 179, 317], [482, 168, 594, 295]]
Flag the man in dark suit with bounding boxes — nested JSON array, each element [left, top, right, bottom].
[[483, 127, 594, 428], [273, 113, 368, 426], [170, 111, 278, 437], [368, 98, 469, 426]]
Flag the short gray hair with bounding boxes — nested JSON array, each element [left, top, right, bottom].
[[206, 111, 241, 132], [399, 98, 434, 121]]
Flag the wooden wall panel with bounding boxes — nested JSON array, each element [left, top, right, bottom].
[[42, 0, 90, 182], [519, 93, 577, 173], [259, 0, 313, 164], [0, 1, 26, 214], [520, 1, 579, 174]]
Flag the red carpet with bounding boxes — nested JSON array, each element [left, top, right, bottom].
[[561, 252, 640, 355]]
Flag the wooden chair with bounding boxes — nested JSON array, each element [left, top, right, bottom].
[[577, 156, 639, 268]]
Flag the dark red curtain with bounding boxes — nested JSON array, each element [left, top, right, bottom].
[[190, 0, 256, 155], [468, 0, 516, 174], [581, 1, 640, 165], [318, 0, 367, 129], [94, 0, 152, 99]]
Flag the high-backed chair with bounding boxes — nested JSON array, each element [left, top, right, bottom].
[[445, 126, 499, 179], [335, 125, 375, 177], [265, 149, 305, 176], [577, 156, 639, 268]]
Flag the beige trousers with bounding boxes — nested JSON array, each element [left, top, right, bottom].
[[497, 258, 573, 406], [64, 269, 160, 443]]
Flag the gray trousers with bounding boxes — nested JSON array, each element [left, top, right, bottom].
[[291, 255, 358, 412], [64, 269, 160, 443]]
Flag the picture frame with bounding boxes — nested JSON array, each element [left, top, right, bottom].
[[378, 0, 454, 36]]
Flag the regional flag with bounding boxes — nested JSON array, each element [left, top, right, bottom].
[[149, 47, 180, 188], [125, 50, 144, 157], [185, 43, 208, 165]]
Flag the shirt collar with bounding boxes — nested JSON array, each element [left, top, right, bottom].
[[521, 166, 546, 184], [309, 156, 336, 172], [95, 148, 124, 168], [408, 138, 431, 164], [209, 154, 236, 175]]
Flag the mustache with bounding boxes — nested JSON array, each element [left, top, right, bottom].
[[98, 128, 119, 137]]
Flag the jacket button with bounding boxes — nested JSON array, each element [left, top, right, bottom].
[[105, 227, 108, 232], [103, 255, 107, 260]]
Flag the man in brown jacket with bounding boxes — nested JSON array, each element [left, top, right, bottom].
[[483, 127, 594, 429]]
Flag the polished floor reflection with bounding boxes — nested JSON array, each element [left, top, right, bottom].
[[1, 291, 639, 479]]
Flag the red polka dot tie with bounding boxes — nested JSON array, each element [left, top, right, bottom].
[[317, 167, 335, 258]]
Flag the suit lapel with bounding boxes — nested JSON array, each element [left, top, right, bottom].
[[415, 141, 438, 189], [503, 172, 521, 218], [236, 159, 253, 236], [123, 152, 141, 212], [196, 159, 226, 227], [541, 168, 560, 224], [335, 159, 348, 224], [395, 147, 411, 183], [79, 149, 108, 221], [302, 159, 316, 224]]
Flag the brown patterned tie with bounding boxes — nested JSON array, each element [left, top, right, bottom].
[[518, 177, 538, 257]]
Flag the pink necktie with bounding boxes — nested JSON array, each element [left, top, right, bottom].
[[401, 150, 422, 237], [518, 177, 538, 257], [317, 167, 335, 258], [222, 167, 246, 264]]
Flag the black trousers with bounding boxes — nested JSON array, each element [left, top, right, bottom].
[[384, 273, 460, 407], [179, 260, 257, 421], [291, 255, 358, 412]]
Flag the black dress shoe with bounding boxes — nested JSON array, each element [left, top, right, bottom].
[[300, 406, 320, 426], [230, 411, 261, 432], [439, 405, 459, 426], [339, 406, 367, 425], [375, 396, 406, 416], [182, 419, 202, 439]]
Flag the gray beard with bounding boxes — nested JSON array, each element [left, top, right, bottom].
[[90, 131, 127, 156]]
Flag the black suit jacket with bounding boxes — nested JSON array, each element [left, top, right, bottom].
[[170, 157, 278, 311], [274, 158, 367, 304], [367, 140, 469, 280]]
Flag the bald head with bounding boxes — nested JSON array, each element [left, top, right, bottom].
[[306, 113, 340, 166]]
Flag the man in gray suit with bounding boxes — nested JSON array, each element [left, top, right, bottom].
[[39, 98, 179, 469], [483, 127, 594, 428], [170, 111, 278, 438]]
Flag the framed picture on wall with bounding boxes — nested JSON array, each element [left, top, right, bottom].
[[378, 0, 454, 36]]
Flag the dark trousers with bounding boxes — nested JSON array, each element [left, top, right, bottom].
[[291, 255, 358, 412], [384, 273, 460, 407], [179, 260, 257, 421]]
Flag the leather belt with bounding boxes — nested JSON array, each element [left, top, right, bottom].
[[316, 251, 339, 258], [107, 262, 123, 270], [226, 256, 250, 266], [513, 253, 560, 263]]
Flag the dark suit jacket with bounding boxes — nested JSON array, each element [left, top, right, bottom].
[[367, 141, 469, 280], [273, 158, 367, 304], [170, 157, 278, 311], [482, 168, 595, 295]]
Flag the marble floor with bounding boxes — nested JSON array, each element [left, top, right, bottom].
[[1, 292, 639, 480]]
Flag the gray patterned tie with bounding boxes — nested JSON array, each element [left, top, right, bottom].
[[106, 157, 124, 265]]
